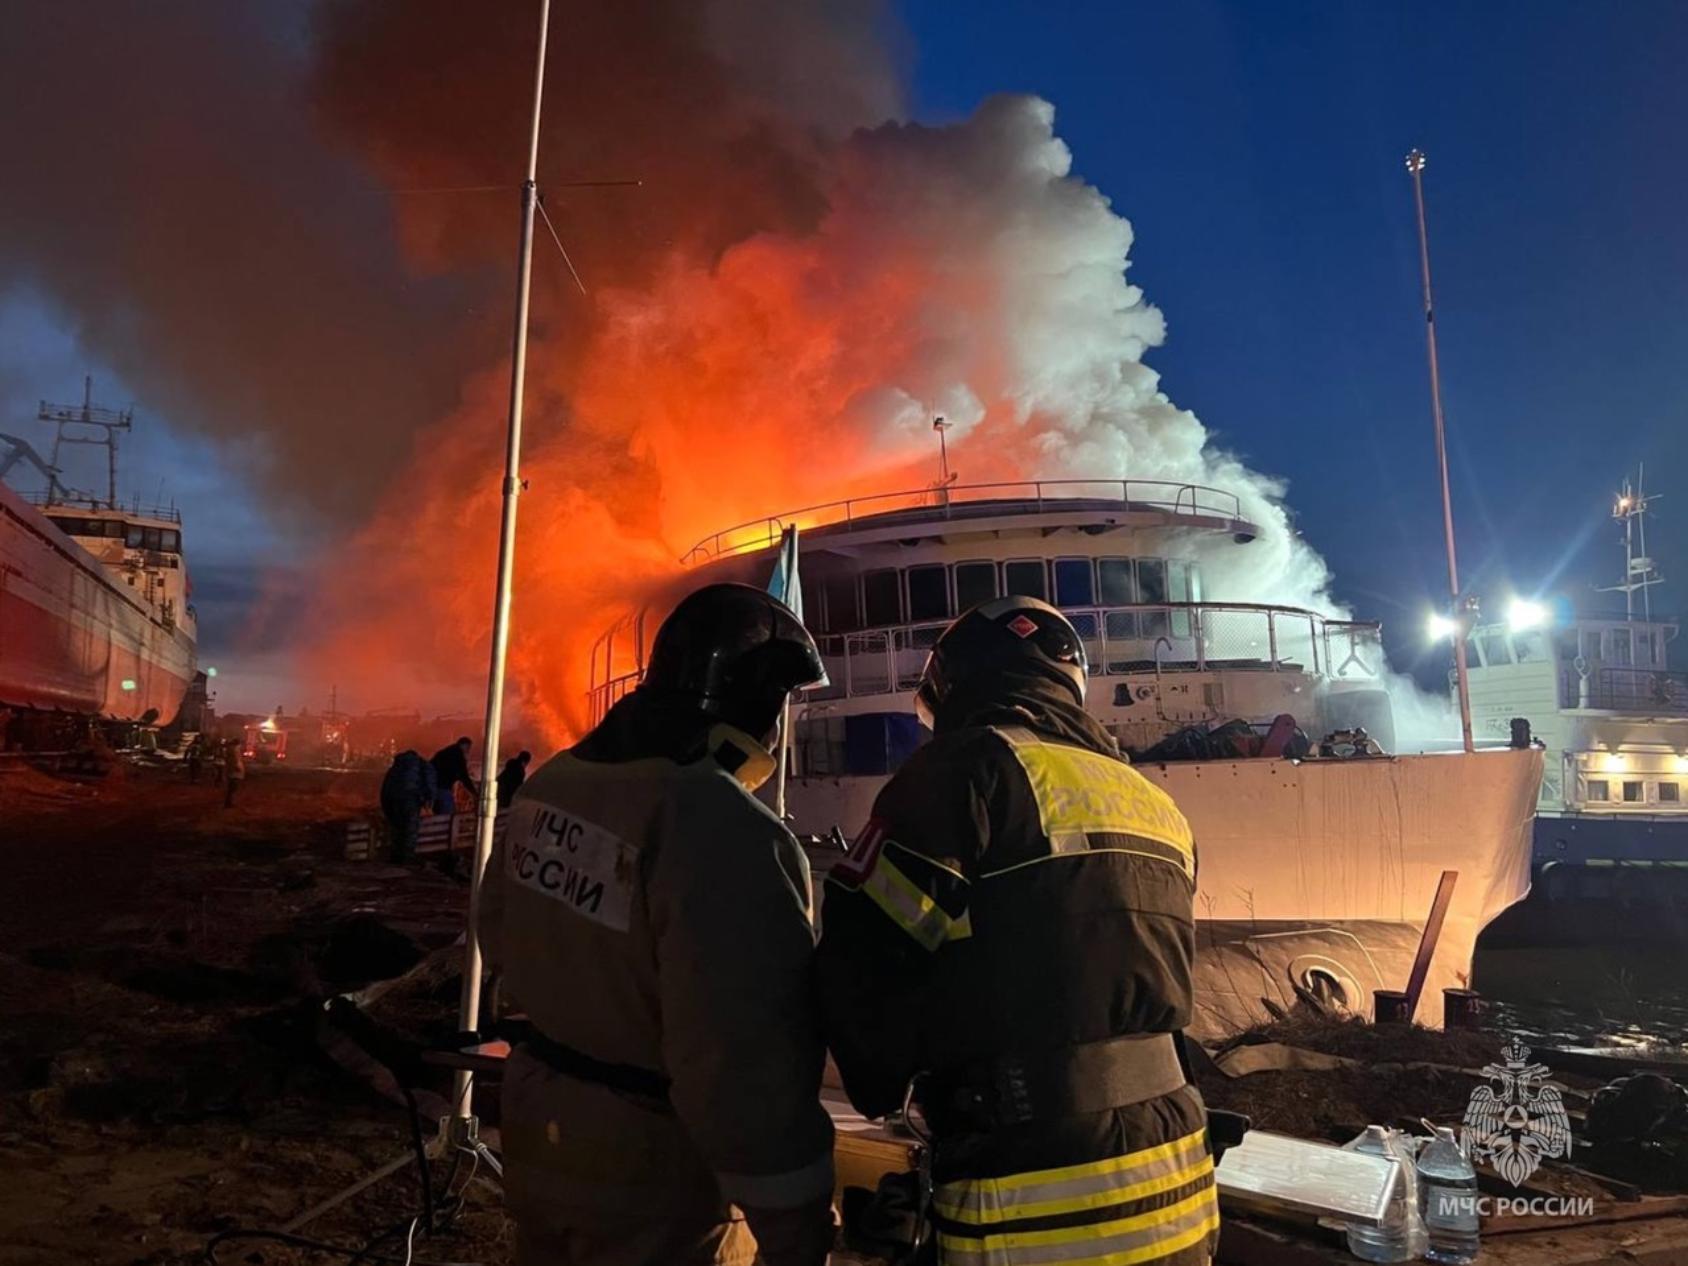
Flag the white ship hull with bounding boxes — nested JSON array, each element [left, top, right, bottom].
[[791, 747, 1543, 1034]]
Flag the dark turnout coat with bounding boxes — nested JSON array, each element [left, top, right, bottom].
[[816, 672, 1218, 1266]]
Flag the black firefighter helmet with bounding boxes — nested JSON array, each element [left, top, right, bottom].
[[641, 582, 825, 740], [914, 595, 1089, 729]]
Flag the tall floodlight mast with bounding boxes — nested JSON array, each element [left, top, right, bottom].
[[1406, 149, 1475, 754]]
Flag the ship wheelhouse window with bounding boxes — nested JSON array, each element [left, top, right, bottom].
[[1137, 558, 1169, 639], [1167, 560, 1195, 638], [1586, 779, 1610, 802], [1661, 782, 1681, 804], [1480, 632, 1512, 666], [125, 523, 144, 548], [1554, 629, 1579, 662], [162, 529, 181, 553], [1512, 631, 1550, 664], [863, 568, 902, 627], [954, 560, 999, 613], [1609, 628, 1633, 667], [1098, 558, 1137, 606], [1622, 780, 1644, 803], [1003, 559, 1048, 602], [906, 564, 950, 623], [1053, 558, 1095, 609], [142, 527, 163, 551], [1635, 629, 1657, 666], [1581, 629, 1604, 661], [820, 573, 860, 633]]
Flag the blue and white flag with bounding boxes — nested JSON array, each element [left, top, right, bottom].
[[768, 524, 829, 687]]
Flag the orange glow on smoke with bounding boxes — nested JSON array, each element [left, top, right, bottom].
[[305, 229, 981, 746]]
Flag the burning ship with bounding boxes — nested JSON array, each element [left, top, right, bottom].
[[0, 381, 197, 745], [589, 479, 1544, 1033]]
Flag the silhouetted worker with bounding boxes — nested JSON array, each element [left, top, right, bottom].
[[496, 750, 532, 809], [185, 734, 208, 784], [381, 749, 438, 863], [222, 739, 246, 809], [430, 736, 477, 815]]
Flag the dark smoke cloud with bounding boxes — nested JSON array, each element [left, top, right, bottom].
[[0, 0, 899, 527], [0, 1, 493, 523]]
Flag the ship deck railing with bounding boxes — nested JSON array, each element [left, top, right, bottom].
[[681, 479, 1247, 564], [589, 601, 1382, 720], [17, 489, 182, 524], [1561, 666, 1688, 714]]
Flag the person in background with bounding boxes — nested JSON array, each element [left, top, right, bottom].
[[221, 739, 246, 809], [185, 733, 207, 784], [430, 736, 477, 815], [496, 750, 533, 810], [381, 749, 438, 863]]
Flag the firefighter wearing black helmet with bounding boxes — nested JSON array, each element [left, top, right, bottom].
[[817, 596, 1219, 1266], [480, 582, 837, 1266]]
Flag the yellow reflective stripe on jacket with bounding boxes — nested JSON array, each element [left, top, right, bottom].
[[936, 1183, 1218, 1266], [860, 849, 973, 952], [933, 1128, 1211, 1226], [993, 727, 1194, 879]]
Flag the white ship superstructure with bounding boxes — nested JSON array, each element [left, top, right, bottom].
[[590, 480, 1543, 1033]]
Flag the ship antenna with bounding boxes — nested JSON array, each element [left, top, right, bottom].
[[1600, 467, 1664, 621], [39, 375, 134, 510], [931, 413, 958, 506], [1407, 149, 1475, 754]]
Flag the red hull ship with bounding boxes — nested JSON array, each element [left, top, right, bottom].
[[1, 384, 197, 733]]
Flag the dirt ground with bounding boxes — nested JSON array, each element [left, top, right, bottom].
[[0, 761, 514, 1266]]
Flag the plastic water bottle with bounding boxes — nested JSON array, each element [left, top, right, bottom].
[[1344, 1126, 1416, 1262], [1417, 1126, 1481, 1264]]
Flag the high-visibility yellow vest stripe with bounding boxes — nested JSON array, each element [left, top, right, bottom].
[[859, 849, 973, 952], [937, 1183, 1218, 1265], [934, 1154, 1213, 1227], [933, 1127, 1210, 1224], [992, 728, 1194, 879]]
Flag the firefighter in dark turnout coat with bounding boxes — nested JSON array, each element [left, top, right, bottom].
[[480, 583, 837, 1266], [817, 596, 1219, 1266]]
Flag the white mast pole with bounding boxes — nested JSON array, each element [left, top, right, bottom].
[[1406, 149, 1475, 754], [453, 0, 553, 1126]]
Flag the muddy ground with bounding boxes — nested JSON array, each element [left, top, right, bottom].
[[0, 762, 512, 1266]]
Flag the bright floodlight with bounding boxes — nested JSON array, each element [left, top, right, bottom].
[[1426, 612, 1458, 641], [1507, 599, 1547, 632]]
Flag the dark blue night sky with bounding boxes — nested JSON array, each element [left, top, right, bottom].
[[4, 1, 1685, 707], [905, 0, 1688, 681]]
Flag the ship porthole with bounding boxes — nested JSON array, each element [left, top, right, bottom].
[[1301, 967, 1349, 1011]]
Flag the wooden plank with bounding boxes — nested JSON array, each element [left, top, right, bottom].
[[1403, 869, 1458, 1021]]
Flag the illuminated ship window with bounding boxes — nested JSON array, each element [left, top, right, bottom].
[[1660, 782, 1681, 803], [1586, 779, 1610, 802], [1623, 780, 1644, 803]]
